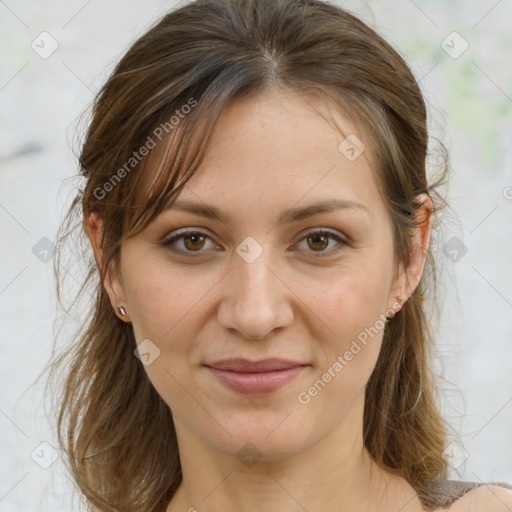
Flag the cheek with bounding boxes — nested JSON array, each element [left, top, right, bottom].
[[296, 275, 387, 419], [297, 256, 392, 385], [121, 257, 211, 411], [302, 258, 392, 339], [122, 252, 209, 344]]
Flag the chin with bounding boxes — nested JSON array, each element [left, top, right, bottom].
[[207, 410, 317, 463]]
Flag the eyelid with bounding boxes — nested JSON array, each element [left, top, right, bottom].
[[161, 227, 348, 257]]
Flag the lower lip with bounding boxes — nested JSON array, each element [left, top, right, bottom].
[[206, 366, 308, 395]]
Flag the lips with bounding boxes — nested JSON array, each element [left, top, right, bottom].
[[204, 358, 309, 395], [206, 358, 306, 372]]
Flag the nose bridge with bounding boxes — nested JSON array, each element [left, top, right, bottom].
[[217, 240, 293, 339], [236, 247, 277, 302]]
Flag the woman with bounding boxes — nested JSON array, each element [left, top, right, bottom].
[[48, 0, 512, 511]]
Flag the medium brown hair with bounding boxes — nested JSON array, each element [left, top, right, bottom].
[[46, 0, 451, 510]]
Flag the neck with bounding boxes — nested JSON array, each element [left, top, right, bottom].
[[167, 393, 416, 512]]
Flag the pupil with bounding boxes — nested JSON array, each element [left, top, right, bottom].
[[310, 234, 328, 251], [185, 234, 204, 251]]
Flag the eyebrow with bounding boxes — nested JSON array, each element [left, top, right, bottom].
[[163, 198, 372, 224]]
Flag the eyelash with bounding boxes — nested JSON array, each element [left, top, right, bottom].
[[161, 228, 347, 258]]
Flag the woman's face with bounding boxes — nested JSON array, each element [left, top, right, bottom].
[[95, 89, 429, 461]]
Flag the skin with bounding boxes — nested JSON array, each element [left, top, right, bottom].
[[86, 89, 511, 512]]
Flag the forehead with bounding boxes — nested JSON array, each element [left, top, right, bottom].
[[137, 89, 386, 220]]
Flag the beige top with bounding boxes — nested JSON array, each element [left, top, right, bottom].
[[419, 480, 512, 510]]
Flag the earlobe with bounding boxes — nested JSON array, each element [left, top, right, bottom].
[[386, 295, 404, 320]]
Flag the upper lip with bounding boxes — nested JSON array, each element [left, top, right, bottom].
[[205, 358, 308, 372]]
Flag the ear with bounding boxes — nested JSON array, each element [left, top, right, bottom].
[[84, 212, 131, 322], [387, 193, 433, 315]]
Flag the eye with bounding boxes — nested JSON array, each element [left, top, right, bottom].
[[294, 229, 346, 257], [162, 229, 217, 255], [161, 228, 346, 257]]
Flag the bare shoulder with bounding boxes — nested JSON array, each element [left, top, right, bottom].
[[448, 485, 512, 512]]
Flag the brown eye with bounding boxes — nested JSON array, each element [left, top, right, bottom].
[[295, 230, 346, 257], [307, 233, 330, 251], [183, 233, 206, 251], [162, 230, 215, 255]]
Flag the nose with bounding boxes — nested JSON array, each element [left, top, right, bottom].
[[216, 247, 294, 340]]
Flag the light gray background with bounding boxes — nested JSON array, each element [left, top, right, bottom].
[[1, 0, 511, 510]]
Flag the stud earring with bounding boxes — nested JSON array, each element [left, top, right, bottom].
[[117, 305, 127, 316]]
